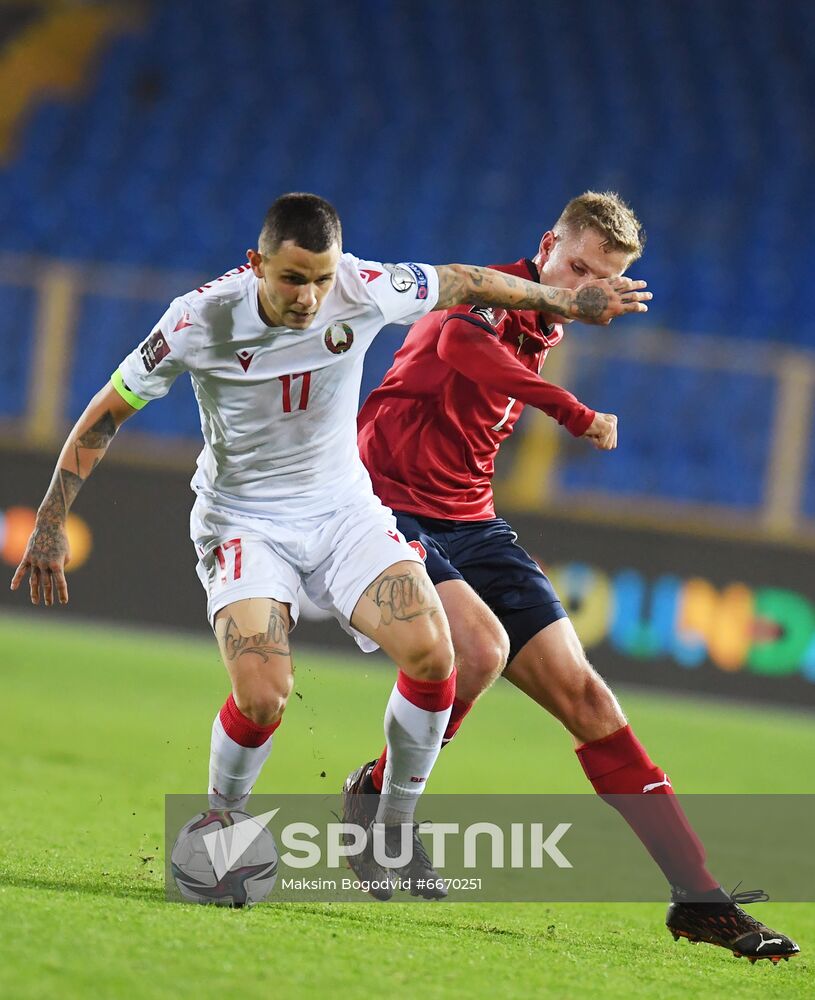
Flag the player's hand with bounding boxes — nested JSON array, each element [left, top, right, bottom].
[[582, 412, 618, 450], [570, 277, 651, 325], [9, 521, 71, 606]]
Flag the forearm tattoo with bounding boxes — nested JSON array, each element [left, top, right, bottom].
[[71, 410, 118, 478], [366, 570, 439, 627], [221, 609, 290, 661], [30, 410, 119, 563], [30, 469, 83, 564], [436, 264, 572, 317]]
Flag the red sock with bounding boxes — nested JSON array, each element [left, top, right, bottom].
[[219, 693, 281, 747], [370, 747, 387, 792], [442, 696, 474, 745], [370, 694, 471, 791], [395, 668, 457, 711], [575, 724, 719, 893]]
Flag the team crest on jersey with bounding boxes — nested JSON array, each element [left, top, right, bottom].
[[140, 329, 171, 372], [324, 322, 354, 354]]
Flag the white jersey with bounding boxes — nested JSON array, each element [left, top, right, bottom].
[[114, 254, 439, 516]]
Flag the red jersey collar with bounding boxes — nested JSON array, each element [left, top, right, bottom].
[[515, 258, 563, 350]]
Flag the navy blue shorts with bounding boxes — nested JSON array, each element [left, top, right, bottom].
[[393, 511, 567, 663]]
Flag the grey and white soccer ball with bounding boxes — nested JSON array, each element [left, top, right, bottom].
[[171, 808, 278, 907]]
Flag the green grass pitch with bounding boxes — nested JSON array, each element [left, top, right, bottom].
[[1, 612, 812, 999]]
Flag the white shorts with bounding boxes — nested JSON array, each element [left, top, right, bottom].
[[190, 491, 423, 652]]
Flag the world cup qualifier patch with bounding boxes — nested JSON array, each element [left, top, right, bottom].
[[324, 322, 354, 354], [384, 263, 415, 293], [384, 263, 429, 298], [140, 328, 171, 372]]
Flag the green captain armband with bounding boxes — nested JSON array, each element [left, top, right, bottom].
[[111, 369, 148, 410]]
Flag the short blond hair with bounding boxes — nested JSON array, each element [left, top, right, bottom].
[[555, 190, 645, 261]]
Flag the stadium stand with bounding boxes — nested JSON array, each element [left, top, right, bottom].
[[0, 0, 813, 512], [558, 356, 777, 508]]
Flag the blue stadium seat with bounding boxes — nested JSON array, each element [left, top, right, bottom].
[[559, 360, 775, 507], [0, 284, 37, 418]]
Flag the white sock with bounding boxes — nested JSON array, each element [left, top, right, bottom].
[[376, 672, 454, 826], [208, 711, 275, 810]]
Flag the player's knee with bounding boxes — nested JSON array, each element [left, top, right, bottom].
[[457, 628, 509, 700], [402, 627, 455, 682], [234, 681, 291, 726], [567, 658, 625, 732]]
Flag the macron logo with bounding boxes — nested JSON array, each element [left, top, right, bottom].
[[173, 311, 194, 332], [203, 808, 279, 880], [236, 350, 255, 372]]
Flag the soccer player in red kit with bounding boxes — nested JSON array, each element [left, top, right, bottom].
[[344, 191, 798, 962]]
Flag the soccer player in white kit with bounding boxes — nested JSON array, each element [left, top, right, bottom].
[[11, 193, 650, 899]]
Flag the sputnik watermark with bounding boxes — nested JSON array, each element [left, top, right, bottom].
[[168, 808, 570, 905], [276, 820, 572, 869]]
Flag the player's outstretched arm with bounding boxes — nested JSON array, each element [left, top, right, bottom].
[[434, 264, 651, 324], [10, 383, 138, 606]]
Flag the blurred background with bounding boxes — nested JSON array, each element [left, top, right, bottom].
[[1, 0, 814, 706]]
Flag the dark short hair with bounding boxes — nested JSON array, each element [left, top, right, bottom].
[[258, 193, 342, 255]]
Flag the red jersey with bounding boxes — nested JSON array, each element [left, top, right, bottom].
[[358, 259, 595, 520]]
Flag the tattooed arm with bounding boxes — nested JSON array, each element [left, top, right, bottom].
[[10, 383, 138, 606], [433, 264, 651, 324]]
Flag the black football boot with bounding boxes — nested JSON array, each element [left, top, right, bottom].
[[667, 886, 800, 964]]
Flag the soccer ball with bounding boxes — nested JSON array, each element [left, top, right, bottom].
[[170, 808, 279, 907]]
